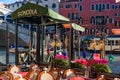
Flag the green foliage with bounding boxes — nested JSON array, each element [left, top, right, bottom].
[[71, 62, 86, 69], [53, 59, 69, 67], [91, 63, 112, 73]]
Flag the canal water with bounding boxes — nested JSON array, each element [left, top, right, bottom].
[[0, 47, 120, 74]]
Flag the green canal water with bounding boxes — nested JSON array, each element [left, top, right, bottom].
[[0, 47, 120, 74]]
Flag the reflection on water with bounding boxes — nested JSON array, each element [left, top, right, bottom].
[[0, 47, 120, 74]]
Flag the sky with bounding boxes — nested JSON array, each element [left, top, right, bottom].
[[0, 0, 120, 4], [0, 0, 18, 4]]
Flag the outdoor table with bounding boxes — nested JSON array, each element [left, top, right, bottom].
[[16, 72, 28, 77], [0, 77, 2, 80], [69, 77, 84, 80], [69, 76, 95, 80]]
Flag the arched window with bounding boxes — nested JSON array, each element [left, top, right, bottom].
[[71, 13, 74, 20], [105, 28, 109, 35], [0, 12, 4, 21], [6, 15, 13, 23], [68, 13, 71, 18], [106, 16, 110, 23], [52, 3, 56, 9], [90, 16, 95, 24], [85, 28, 89, 34], [45, 5, 48, 7], [78, 17, 83, 25], [90, 28, 95, 35]]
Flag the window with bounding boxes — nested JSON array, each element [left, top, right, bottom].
[[115, 21, 119, 26], [75, 3, 79, 8], [112, 18, 114, 23], [105, 28, 109, 35], [90, 16, 95, 24], [6, 15, 13, 23], [91, 4, 94, 10], [115, 41, 119, 45], [52, 3, 56, 9], [12, 5, 14, 7], [71, 13, 74, 20], [112, 5, 115, 9], [0, 12, 4, 20], [96, 4, 99, 11], [36, 2, 38, 4], [75, 13, 79, 20], [91, 28, 95, 35], [115, 13, 119, 16], [106, 3, 110, 10], [85, 28, 88, 34], [102, 4, 105, 10], [99, 4, 102, 11], [45, 5, 48, 7], [78, 17, 83, 25], [22, 3, 24, 5], [59, 4, 63, 9], [115, 6, 118, 9], [68, 13, 71, 18], [17, 3, 19, 7], [79, 5, 83, 11]]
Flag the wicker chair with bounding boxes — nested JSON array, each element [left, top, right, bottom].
[[0, 71, 14, 80], [30, 64, 41, 71], [8, 65, 22, 73], [14, 76, 28, 80], [62, 69, 76, 79], [37, 71, 55, 80], [49, 67, 60, 80], [26, 69, 40, 80]]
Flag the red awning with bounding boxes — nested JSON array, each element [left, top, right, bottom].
[[62, 24, 71, 28], [112, 29, 120, 35]]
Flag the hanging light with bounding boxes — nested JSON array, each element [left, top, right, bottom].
[[51, 41, 55, 48], [56, 41, 62, 48], [90, 39, 96, 50], [98, 40, 104, 50]]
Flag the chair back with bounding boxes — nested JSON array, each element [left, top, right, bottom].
[[0, 71, 14, 80], [37, 71, 55, 80], [26, 70, 40, 80], [49, 68, 60, 80], [30, 64, 40, 71], [14, 76, 28, 80], [63, 69, 76, 79], [8, 65, 21, 73]]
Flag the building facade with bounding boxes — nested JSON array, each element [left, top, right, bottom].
[[59, 0, 120, 36], [5, 0, 60, 12]]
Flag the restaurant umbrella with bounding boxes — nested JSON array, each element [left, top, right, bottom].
[[11, 2, 70, 65]]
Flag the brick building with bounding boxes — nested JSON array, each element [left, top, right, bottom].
[[59, 0, 120, 36]]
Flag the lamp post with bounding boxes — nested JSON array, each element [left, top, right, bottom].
[[0, 19, 9, 66]]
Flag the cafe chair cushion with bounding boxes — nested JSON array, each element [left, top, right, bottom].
[[26, 69, 40, 80], [8, 65, 21, 73], [0, 71, 14, 80], [37, 71, 55, 80], [63, 69, 76, 79], [14, 76, 28, 80], [30, 64, 40, 71], [49, 67, 60, 80]]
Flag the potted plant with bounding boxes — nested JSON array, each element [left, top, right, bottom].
[[91, 63, 112, 73], [52, 53, 69, 67], [71, 59, 88, 69]]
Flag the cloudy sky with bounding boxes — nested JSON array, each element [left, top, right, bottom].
[[0, 0, 20, 4]]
